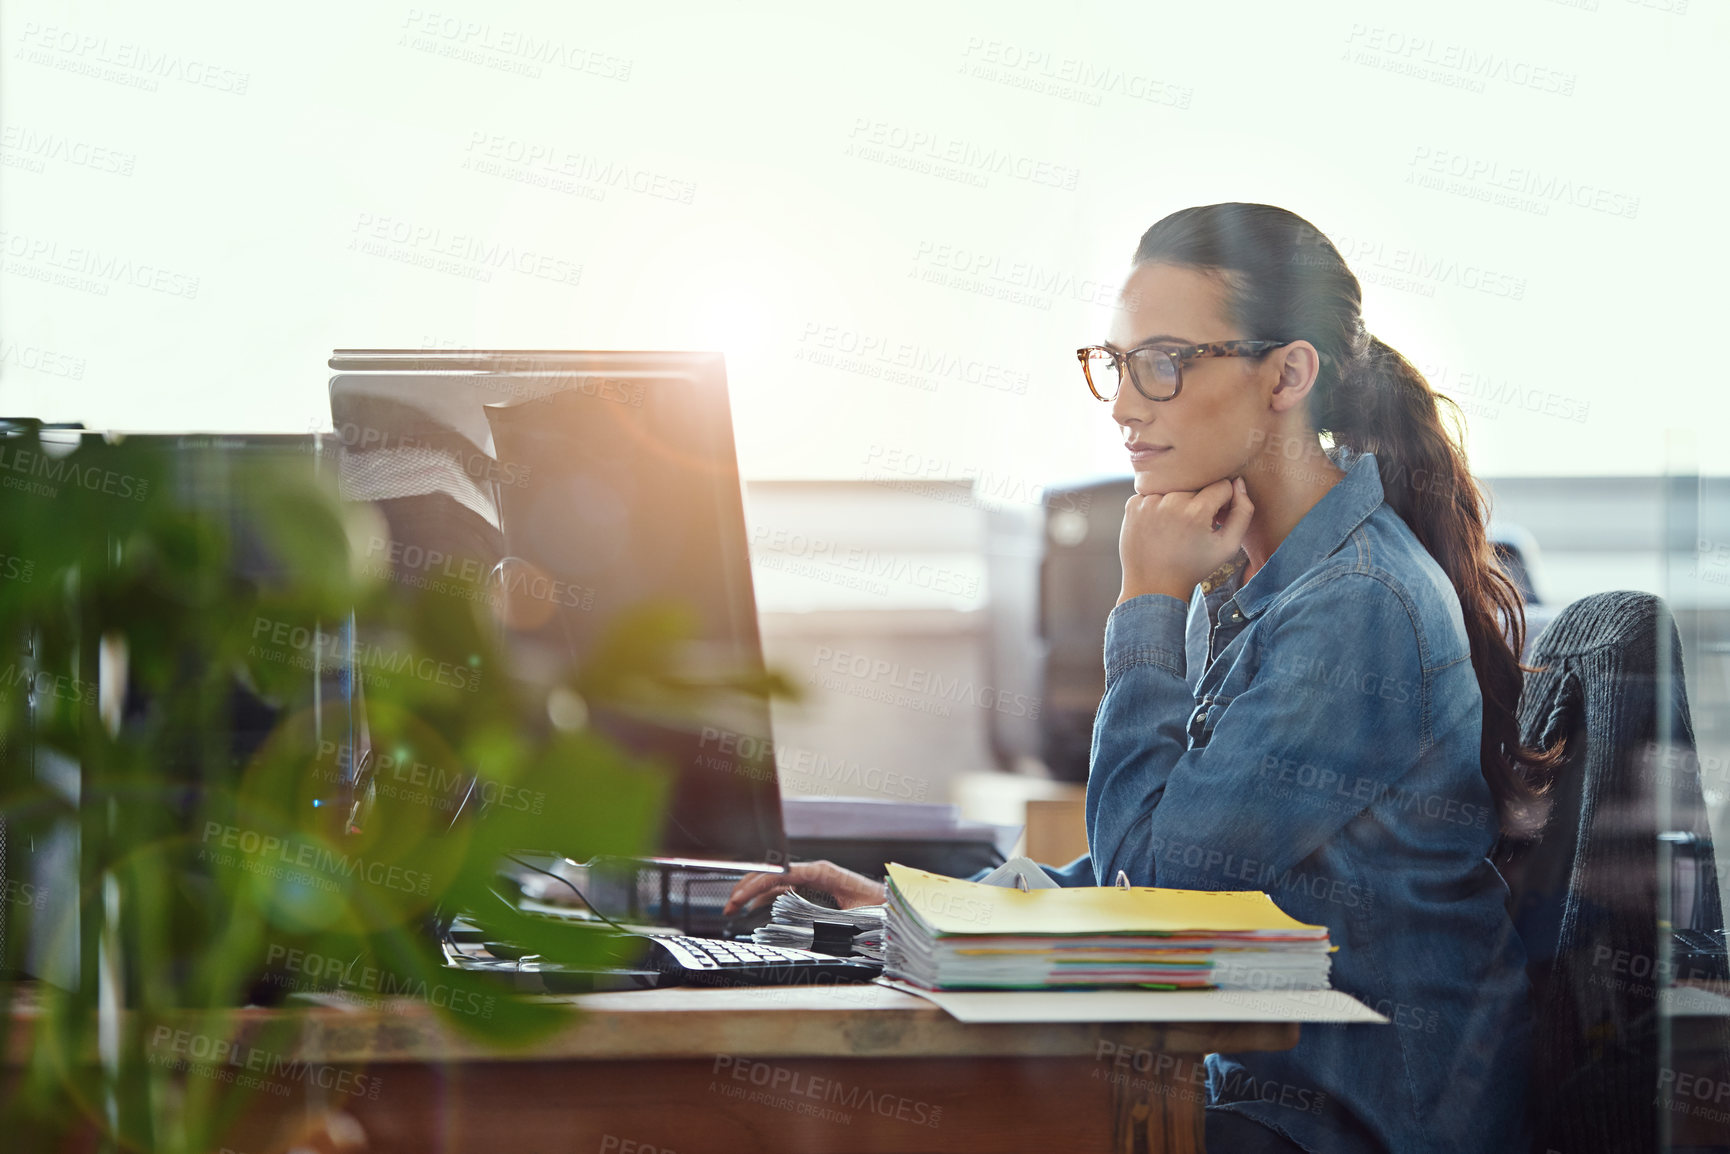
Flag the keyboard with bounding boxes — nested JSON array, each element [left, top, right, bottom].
[[636, 934, 883, 987], [445, 925, 883, 990]]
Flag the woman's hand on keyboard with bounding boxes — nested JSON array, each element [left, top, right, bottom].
[[722, 860, 887, 915]]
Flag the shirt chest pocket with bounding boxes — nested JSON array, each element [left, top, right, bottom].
[[1185, 693, 1233, 750]]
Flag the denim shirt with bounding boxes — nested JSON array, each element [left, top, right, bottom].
[[1083, 451, 1531, 1154]]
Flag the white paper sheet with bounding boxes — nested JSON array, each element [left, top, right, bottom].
[[879, 979, 1389, 1025], [976, 856, 1062, 891]]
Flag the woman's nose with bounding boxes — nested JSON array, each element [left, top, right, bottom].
[[1110, 381, 1151, 427]]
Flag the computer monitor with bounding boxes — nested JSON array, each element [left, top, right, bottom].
[[327, 350, 787, 875]]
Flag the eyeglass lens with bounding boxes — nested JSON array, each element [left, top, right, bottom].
[[1082, 347, 1179, 400]]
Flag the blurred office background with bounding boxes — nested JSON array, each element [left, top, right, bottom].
[[2, 2, 1725, 881]]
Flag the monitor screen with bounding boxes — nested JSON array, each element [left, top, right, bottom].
[[327, 350, 786, 873]]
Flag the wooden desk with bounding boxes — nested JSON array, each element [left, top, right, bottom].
[[9, 982, 1306, 1154]]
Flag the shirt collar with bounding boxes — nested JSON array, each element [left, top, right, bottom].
[[1215, 449, 1386, 621]]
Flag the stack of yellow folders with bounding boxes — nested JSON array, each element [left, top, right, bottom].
[[883, 863, 1333, 991]]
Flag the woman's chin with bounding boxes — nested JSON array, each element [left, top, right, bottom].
[[1132, 467, 1179, 497], [1134, 461, 1231, 498]]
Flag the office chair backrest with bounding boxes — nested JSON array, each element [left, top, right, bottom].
[[1495, 590, 1726, 1154]]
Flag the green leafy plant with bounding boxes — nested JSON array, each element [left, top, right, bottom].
[[0, 429, 790, 1152]]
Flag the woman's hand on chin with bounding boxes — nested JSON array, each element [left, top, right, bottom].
[[1118, 476, 1253, 604]]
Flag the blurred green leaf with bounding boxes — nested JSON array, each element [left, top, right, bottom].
[[0, 431, 795, 1152]]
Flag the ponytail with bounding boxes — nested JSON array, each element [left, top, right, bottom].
[[1133, 203, 1564, 834], [1326, 336, 1564, 834]]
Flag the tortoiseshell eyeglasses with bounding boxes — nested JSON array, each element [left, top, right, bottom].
[[1076, 339, 1291, 402]]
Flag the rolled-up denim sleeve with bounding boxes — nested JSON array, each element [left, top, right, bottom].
[[1085, 573, 1425, 888]]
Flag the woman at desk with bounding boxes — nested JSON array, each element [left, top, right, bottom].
[[728, 202, 1558, 1154]]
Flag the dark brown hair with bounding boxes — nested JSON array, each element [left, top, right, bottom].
[[1133, 202, 1562, 832]]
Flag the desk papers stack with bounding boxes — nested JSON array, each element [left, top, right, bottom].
[[753, 890, 886, 961], [883, 864, 1332, 991]]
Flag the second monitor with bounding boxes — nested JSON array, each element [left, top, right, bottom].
[[327, 349, 786, 877]]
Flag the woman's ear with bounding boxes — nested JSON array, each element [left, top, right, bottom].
[[1268, 341, 1322, 411]]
